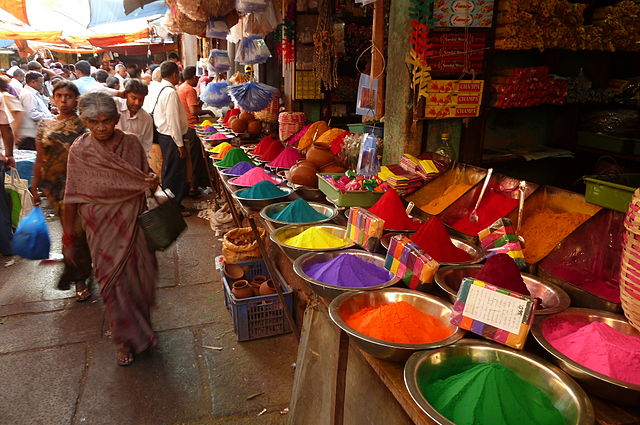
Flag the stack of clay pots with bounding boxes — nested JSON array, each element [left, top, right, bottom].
[[289, 142, 346, 188], [229, 111, 262, 136], [224, 263, 276, 299]]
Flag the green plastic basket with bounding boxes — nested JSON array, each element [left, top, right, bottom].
[[583, 174, 640, 213], [317, 173, 383, 208]]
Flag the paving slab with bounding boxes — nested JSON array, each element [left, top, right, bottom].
[[0, 302, 104, 353], [74, 329, 209, 425], [0, 298, 68, 317], [176, 234, 220, 286], [151, 284, 219, 331], [0, 344, 86, 425]]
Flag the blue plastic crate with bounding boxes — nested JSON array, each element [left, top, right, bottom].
[[220, 260, 293, 341]]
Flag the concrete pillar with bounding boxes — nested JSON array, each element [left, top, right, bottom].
[[382, 0, 423, 165]]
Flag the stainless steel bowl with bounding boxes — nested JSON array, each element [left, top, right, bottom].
[[434, 265, 570, 315], [270, 224, 354, 259], [381, 233, 485, 266], [260, 201, 338, 228], [404, 340, 594, 425], [228, 175, 284, 189], [240, 144, 256, 152], [328, 288, 464, 362], [293, 249, 400, 299], [531, 308, 640, 405], [231, 187, 293, 210]]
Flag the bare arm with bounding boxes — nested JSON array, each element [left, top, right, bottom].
[[189, 100, 213, 117], [0, 124, 15, 168], [28, 133, 45, 205], [62, 202, 78, 240]]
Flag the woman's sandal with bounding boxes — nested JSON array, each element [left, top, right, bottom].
[[117, 349, 134, 366], [75, 287, 91, 302]]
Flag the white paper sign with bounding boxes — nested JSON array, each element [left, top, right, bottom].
[[462, 284, 529, 334]]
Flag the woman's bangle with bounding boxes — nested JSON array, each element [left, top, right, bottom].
[[62, 233, 76, 247]]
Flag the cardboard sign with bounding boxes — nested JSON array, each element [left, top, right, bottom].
[[425, 80, 484, 119], [432, 0, 495, 28]]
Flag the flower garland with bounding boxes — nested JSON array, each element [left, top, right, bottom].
[[313, 0, 338, 90]]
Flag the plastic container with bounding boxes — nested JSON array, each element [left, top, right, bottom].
[[583, 174, 640, 213], [220, 260, 293, 341], [317, 173, 383, 208], [577, 131, 638, 154], [347, 123, 365, 134]]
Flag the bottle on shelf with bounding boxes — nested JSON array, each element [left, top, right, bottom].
[[434, 132, 456, 166]]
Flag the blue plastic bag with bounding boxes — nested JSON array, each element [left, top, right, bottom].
[[11, 207, 50, 260], [200, 81, 232, 107]]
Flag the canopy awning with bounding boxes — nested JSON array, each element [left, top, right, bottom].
[[0, 30, 63, 43], [87, 28, 149, 48], [88, 0, 167, 28], [0, 0, 29, 25]]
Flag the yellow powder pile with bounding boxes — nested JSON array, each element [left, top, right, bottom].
[[283, 227, 350, 249], [420, 183, 473, 215]]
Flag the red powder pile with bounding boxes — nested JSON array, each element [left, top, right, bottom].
[[452, 190, 519, 235], [369, 189, 421, 230], [253, 135, 278, 156], [411, 217, 472, 263], [222, 108, 240, 125], [269, 146, 303, 168], [475, 253, 530, 295], [260, 141, 285, 161]]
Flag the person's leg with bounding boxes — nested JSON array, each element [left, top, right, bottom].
[[158, 134, 186, 204], [0, 162, 13, 255], [187, 128, 208, 190]]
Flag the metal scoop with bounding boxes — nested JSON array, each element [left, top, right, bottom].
[[516, 180, 527, 247], [468, 168, 493, 222]]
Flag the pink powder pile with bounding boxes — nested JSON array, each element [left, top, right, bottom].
[[544, 320, 640, 385], [233, 167, 279, 186], [269, 146, 303, 169]]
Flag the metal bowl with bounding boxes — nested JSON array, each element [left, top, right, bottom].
[[404, 340, 594, 425], [531, 308, 640, 405], [270, 224, 354, 259], [381, 233, 485, 266], [240, 144, 256, 152], [293, 249, 400, 299], [328, 288, 465, 362], [228, 175, 284, 189], [260, 201, 338, 228], [434, 265, 570, 315], [231, 187, 293, 210]]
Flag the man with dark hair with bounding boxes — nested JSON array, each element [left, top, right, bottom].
[[74, 60, 120, 95], [178, 66, 212, 194], [95, 69, 109, 84], [18, 71, 52, 149], [168, 52, 183, 72], [115, 78, 153, 153], [144, 61, 188, 212]]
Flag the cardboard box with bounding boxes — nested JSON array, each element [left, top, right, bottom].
[[433, 0, 495, 27]]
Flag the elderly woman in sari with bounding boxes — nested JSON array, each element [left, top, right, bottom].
[[63, 92, 159, 366]]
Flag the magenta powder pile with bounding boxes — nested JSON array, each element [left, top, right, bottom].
[[233, 167, 279, 186], [269, 146, 303, 168], [544, 320, 640, 385]]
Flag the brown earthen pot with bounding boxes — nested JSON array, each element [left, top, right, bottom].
[[289, 161, 319, 187], [259, 279, 277, 296], [250, 275, 268, 295], [305, 142, 335, 169], [231, 280, 254, 299], [320, 161, 346, 174]]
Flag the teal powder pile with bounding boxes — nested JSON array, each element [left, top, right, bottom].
[[238, 181, 288, 199], [421, 363, 566, 425], [271, 199, 329, 223], [216, 148, 251, 167]]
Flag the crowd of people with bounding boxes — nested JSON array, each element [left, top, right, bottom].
[[0, 51, 215, 366]]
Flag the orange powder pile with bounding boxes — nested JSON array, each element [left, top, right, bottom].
[[345, 301, 451, 344], [420, 183, 473, 215], [520, 209, 590, 263]]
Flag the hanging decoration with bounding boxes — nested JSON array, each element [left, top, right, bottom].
[[227, 81, 278, 112], [274, 2, 295, 64], [406, 0, 435, 100], [312, 0, 338, 90]]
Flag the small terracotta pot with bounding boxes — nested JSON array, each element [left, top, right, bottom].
[[306, 142, 335, 169], [231, 280, 254, 299], [250, 275, 268, 296], [320, 161, 346, 173], [289, 162, 319, 187], [224, 263, 244, 281], [259, 279, 277, 296]]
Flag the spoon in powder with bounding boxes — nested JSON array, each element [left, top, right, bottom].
[[468, 168, 493, 223], [516, 180, 527, 247]]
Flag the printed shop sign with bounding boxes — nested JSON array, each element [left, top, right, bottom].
[[433, 0, 495, 28], [425, 80, 484, 119]]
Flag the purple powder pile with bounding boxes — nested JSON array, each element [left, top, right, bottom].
[[303, 254, 393, 288], [225, 161, 255, 176]]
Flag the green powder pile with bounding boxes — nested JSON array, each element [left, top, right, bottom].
[[421, 363, 565, 425], [216, 147, 251, 167], [238, 181, 288, 199], [271, 199, 329, 223]]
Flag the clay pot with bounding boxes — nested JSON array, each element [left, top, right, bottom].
[[259, 279, 277, 296], [231, 280, 254, 299], [306, 142, 335, 168], [231, 118, 248, 133], [289, 161, 319, 187], [224, 263, 244, 281], [250, 275, 268, 295], [239, 111, 255, 122], [247, 120, 262, 135], [320, 161, 346, 174]]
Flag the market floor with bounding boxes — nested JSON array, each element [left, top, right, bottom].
[[0, 213, 296, 425]]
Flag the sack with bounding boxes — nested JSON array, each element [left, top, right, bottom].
[[222, 226, 265, 263], [11, 207, 50, 260], [137, 188, 187, 251], [4, 168, 32, 227]]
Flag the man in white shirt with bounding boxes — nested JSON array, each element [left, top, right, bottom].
[[18, 71, 52, 150], [9, 69, 24, 95], [115, 79, 153, 154], [114, 64, 128, 86], [145, 61, 188, 210]]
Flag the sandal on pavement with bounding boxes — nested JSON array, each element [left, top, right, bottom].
[[117, 349, 134, 366], [75, 287, 91, 302]]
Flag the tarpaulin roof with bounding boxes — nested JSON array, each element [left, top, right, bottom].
[[0, 1, 29, 25], [87, 28, 149, 48], [0, 30, 63, 43], [87, 0, 167, 28]]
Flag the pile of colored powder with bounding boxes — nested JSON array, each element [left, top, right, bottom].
[[283, 227, 349, 249], [269, 146, 303, 168], [303, 253, 393, 287], [550, 268, 620, 302], [233, 167, 279, 186], [199, 119, 213, 127], [421, 363, 566, 425], [411, 217, 472, 263], [210, 141, 232, 154], [212, 144, 233, 159], [259, 141, 284, 161], [237, 181, 288, 199], [216, 147, 251, 167], [452, 190, 519, 235], [253, 135, 278, 155], [369, 189, 421, 230], [225, 161, 255, 176], [420, 182, 473, 215], [345, 301, 451, 344], [271, 198, 329, 223], [475, 253, 530, 295], [520, 209, 590, 263], [545, 321, 640, 385]]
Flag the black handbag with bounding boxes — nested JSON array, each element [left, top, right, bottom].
[[137, 188, 187, 251]]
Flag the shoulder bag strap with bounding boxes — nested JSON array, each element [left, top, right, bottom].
[[151, 86, 175, 117]]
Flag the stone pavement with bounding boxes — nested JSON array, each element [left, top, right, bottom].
[[0, 215, 297, 425]]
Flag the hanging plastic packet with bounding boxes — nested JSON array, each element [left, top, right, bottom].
[[356, 133, 380, 177], [236, 0, 269, 13], [236, 35, 271, 65], [200, 81, 232, 107], [209, 49, 230, 73], [206, 18, 230, 39], [227, 81, 278, 112]]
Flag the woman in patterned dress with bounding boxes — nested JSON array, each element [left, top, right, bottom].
[[28, 81, 92, 301]]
